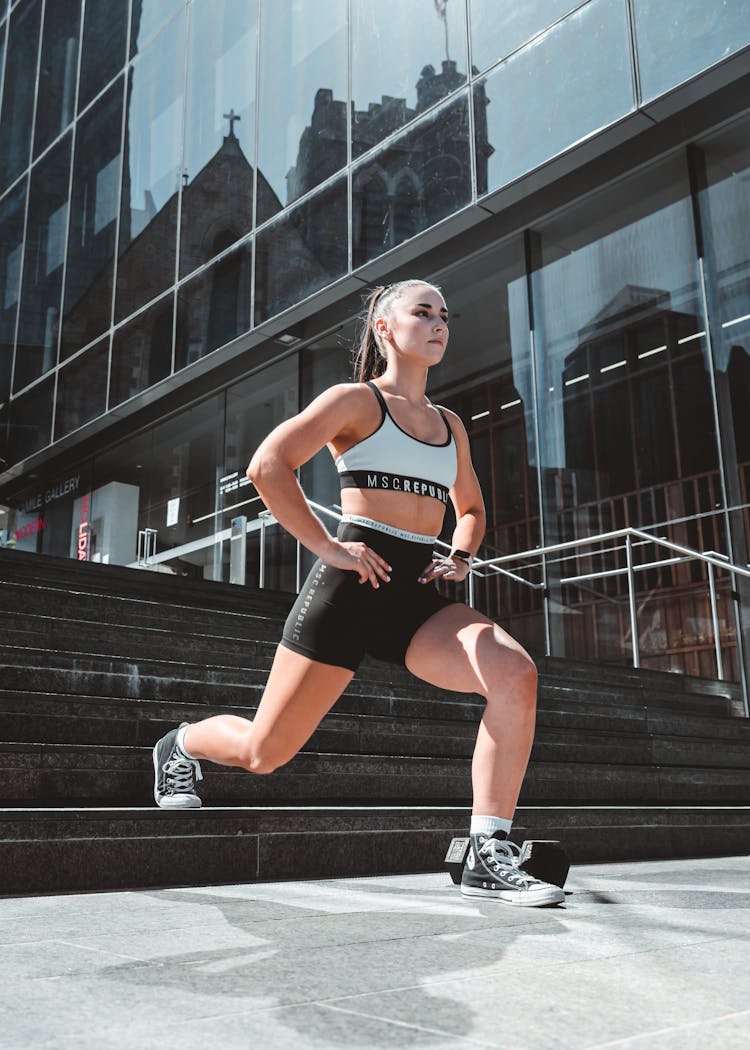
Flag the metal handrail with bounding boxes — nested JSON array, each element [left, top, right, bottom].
[[468, 525, 749, 713]]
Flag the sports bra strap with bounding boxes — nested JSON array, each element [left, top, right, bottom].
[[366, 380, 451, 439], [365, 380, 387, 417]]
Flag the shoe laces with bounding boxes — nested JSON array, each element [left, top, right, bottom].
[[163, 753, 203, 794], [478, 837, 540, 887]]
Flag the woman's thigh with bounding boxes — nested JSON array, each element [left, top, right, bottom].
[[404, 603, 535, 696], [250, 644, 355, 766]]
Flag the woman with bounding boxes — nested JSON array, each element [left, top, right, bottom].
[[153, 279, 563, 907]]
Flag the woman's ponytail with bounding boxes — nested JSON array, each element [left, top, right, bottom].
[[353, 286, 387, 383]]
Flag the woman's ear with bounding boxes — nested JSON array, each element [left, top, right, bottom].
[[373, 316, 390, 340]]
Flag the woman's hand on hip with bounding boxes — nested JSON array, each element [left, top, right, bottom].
[[323, 540, 392, 588]]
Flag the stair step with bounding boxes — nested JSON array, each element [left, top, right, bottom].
[[2, 741, 750, 807], [1, 803, 748, 895]]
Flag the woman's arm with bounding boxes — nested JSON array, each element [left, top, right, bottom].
[[419, 408, 486, 584], [247, 384, 391, 588]]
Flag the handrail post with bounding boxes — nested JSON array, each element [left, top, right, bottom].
[[707, 560, 724, 681], [467, 567, 475, 608], [626, 534, 640, 668], [259, 513, 268, 588]]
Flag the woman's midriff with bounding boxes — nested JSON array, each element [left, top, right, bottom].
[[340, 489, 447, 538]]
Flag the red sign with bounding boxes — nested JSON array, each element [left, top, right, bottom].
[[14, 518, 45, 541], [78, 495, 90, 561]]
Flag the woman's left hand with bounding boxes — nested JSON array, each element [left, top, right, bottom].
[[417, 554, 471, 584]]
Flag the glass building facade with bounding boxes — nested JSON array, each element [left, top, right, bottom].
[[1, 0, 749, 696]]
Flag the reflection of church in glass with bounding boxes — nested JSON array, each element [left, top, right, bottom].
[[79, 55, 492, 405]]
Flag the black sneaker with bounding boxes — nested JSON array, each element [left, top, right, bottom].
[[153, 723, 203, 809], [461, 832, 565, 907]]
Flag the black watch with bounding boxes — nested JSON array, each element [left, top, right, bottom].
[[451, 549, 472, 563]]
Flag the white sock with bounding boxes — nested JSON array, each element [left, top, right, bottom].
[[471, 815, 512, 839], [176, 724, 195, 760]]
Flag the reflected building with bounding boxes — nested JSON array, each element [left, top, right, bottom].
[[1, 0, 750, 693]]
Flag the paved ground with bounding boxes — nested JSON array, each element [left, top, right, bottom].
[[2, 855, 749, 1049]]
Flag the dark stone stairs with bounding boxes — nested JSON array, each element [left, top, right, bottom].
[[1, 547, 749, 895]]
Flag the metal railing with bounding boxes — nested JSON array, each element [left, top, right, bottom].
[[130, 498, 748, 713], [469, 526, 750, 714]]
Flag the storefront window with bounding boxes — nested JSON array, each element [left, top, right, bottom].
[[530, 152, 728, 676], [428, 239, 543, 653], [226, 355, 299, 590], [698, 113, 750, 683]]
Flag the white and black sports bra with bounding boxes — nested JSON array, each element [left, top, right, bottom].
[[334, 381, 457, 505]]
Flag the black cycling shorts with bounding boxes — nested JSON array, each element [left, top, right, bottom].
[[280, 519, 457, 671]]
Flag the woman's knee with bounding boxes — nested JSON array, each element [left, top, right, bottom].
[[240, 732, 295, 775], [488, 646, 538, 705]]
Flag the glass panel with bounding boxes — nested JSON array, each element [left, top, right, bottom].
[[298, 323, 354, 575], [180, 0, 257, 278], [351, 0, 467, 158], [175, 239, 252, 370], [78, 0, 128, 112], [7, 374, 53, 464], [225, 355, 299, 590], [130, 0, 185, 58], [531, 154, 725, 675], [0, 180, 25, 404], [352, 94, 471, 268], [15, 133, 71, 392], [61, 78, 123, 359], [633, 0, 750, 104], [89, 430, 151, 564], [54, 337, 108, 439], [144, 391, 225, 579], [255, 175, 347, 324], [478, 0, 633, 194], [115, 12, 185, 322], [0, 0, 42, 192], [428, 239, 543, 652], [0, 460, 92, 555], [698, 113, 750, 684], [256, 0, 347, 224], [470, 0, 582, 74], [33, 0, 80, 158], [109, 293, 174, 407]]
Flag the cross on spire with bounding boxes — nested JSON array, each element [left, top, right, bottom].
[[223, 108, 241, 138]]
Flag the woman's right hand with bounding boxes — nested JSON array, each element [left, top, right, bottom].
[[322, 540, 391, 588]]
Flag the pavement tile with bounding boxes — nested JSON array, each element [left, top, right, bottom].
[[0, 856, 748, 1050]]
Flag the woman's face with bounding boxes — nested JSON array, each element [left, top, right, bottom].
[[380, 284, 449, 366]]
